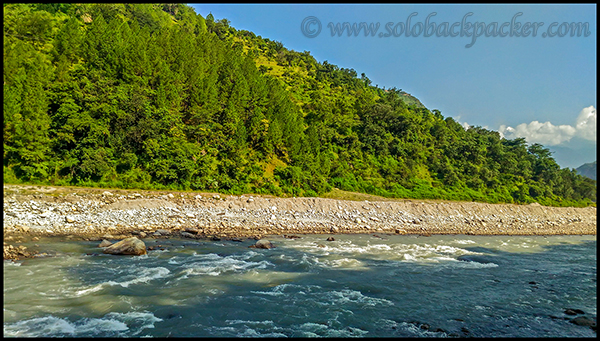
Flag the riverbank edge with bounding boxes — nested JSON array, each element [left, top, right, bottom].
[[3, 184, 596, 260]]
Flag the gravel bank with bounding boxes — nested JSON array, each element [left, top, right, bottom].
[[3, 184, 596, 259]]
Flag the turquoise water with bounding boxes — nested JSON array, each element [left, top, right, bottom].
[[3, 234, 597, 337]]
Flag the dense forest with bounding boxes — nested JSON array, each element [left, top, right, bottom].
[[3, 3, 596, 206]]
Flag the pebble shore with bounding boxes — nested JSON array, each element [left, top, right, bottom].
[[3, 184, 596, 259]]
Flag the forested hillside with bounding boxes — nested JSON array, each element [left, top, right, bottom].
[[3, 4, 596, 206]]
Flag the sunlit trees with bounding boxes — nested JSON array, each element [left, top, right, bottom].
[[2, 3, 595, 206]]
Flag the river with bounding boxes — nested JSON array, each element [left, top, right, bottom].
[[3, 234, 596, 337]]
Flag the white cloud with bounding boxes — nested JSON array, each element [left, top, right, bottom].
[[455, 115, 489, 131], [575, 105, 597, 141], [498, 106, 596, 146]]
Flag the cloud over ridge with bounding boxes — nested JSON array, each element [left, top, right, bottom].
[[498, 106, 596, 146]]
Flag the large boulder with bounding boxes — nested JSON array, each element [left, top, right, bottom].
[[103, 237, 147, 256], [249, 239, 275, 249]]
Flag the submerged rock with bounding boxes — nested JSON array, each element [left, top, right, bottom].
[[103, 237, 147, 256], [457, 255, 496, 264]]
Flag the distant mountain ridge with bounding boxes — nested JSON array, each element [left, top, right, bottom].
[[546, 137, 596, 169], [576, 161, 596, 180]]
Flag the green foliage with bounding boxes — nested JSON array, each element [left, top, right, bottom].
[[2, 3, 596, 207]]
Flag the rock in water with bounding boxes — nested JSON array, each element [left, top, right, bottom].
[[98, 239, 113, 248], [181, 232, 196, 239], [570, 316, 596, 327], [249, 239, 275, 249], [103, 237, 147, 256], [565, 308, 585, 315]]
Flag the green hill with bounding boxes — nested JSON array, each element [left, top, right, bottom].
[[576, 161, 597, 180], [2, 3, 596, 206]]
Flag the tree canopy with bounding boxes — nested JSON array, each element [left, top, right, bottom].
[[3, 3, 596, 207]]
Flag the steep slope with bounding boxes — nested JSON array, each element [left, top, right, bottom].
[[2, 3, 596, 207], [576, 161, 597, 180]]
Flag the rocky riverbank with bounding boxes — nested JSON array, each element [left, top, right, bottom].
[[3, 184, 596, 260]]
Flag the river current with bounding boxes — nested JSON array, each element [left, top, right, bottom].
[[3, 234, 596, 337]]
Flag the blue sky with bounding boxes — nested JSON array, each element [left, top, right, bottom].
[[189, 4, 596, 168]]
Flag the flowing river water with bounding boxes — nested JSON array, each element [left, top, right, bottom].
[[3, 234, 596, 337]]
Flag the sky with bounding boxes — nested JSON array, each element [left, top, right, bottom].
[[189, 4, 596, 169]]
